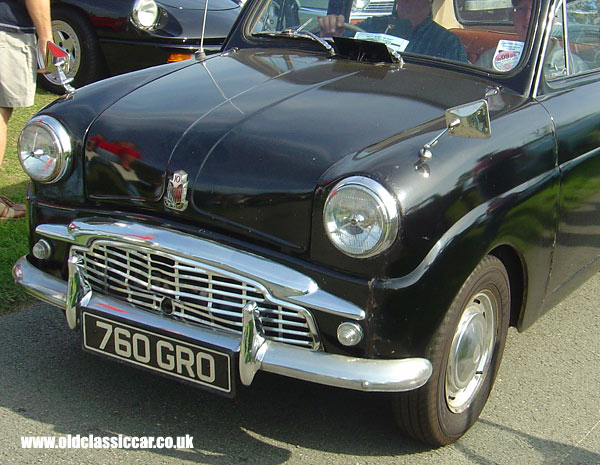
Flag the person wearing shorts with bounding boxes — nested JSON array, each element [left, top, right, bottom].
[[0, 0, 51, 220]]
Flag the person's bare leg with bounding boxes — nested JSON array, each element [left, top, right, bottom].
[[0, 106, 25, 220], [0, 106, 14, 167]]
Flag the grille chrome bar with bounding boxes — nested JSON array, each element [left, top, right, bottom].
[[71, 241, 320, 349], [36, 220, 365, 320]]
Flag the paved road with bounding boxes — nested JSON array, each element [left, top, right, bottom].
[[1, 275, 599, 465]]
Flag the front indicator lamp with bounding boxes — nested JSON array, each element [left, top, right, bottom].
[[168, 53, 193, 63], [32, 239, 53, 260], [337, 322, 363, 346]]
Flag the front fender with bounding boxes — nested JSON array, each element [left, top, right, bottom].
[[367, 168, 559, 358]]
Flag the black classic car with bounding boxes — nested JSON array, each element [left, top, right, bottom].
[[13, 0, 600, 447], [41, 0, 243, 92]]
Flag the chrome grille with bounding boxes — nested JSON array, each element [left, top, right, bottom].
[[71, 242, 319, 349]]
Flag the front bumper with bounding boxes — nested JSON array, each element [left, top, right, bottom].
[[13, 220, 432, 393]]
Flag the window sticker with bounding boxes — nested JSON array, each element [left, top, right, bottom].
[[354, 32, 409, 53], [492, 39, 524, 71]]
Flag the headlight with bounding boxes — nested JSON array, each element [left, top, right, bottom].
[[17, 115, 72, 183], [323, 176, 399, 258], [131, 0, 159, 30]]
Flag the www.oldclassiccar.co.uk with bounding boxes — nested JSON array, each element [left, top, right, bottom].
[[20, 434, 194, 450]]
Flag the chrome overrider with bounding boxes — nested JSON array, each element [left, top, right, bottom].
[[13, 219, 433, 392]]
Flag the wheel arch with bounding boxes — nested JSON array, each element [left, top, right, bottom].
[[52, 2, 99, 35], [488, 244, 527, 329]]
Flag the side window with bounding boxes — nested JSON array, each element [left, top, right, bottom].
[[544, 0, 600, 81], [566, 0, 600, 71]]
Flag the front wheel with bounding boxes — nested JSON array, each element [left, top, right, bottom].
[[393, 255, 510, 446]]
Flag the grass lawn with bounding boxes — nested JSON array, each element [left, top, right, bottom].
[[1, 88, 57, 314]]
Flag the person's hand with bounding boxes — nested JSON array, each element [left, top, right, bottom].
[[317, 14, 346, 37], [36, 36, 51, 73]]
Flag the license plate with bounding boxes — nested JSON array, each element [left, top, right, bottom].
[[82, 312, 232, 394]]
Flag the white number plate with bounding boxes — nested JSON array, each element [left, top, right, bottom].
[[82, 312, 232, 394]]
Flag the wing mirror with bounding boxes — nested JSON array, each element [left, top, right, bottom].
[[40, 41, 76, 95], [419, 100, 491, 159]]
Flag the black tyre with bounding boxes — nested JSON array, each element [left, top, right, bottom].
[[39, 7, 106, 94], [393, 255, 510, 446]]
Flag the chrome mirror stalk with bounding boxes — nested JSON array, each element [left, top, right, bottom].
[[419, 99, 491, 160]]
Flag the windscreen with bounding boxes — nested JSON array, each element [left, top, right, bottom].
[[250, 0, 537, 72]]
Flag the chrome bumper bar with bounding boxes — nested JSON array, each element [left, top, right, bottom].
[[13, 256, 433, 392]]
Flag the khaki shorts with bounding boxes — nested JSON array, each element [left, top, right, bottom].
[[0, 30, 37, 108]]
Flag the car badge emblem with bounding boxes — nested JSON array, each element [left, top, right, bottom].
[[165, 170, 189, 212]]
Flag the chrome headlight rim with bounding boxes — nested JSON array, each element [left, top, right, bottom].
[[323, 176, 399, 259], [130, 0, 160, 31], [17, 115, 72, 184]]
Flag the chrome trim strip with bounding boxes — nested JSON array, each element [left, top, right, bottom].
[[36, 219, 366, 320], [532, 1, 559, 98], [13, 257, 433, 392], [13, 257, 67, 308], [560, 0, 570, 75]]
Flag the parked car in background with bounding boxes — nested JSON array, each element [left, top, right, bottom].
[[14, 0, 600, 448], [42, 0, 243, 93]]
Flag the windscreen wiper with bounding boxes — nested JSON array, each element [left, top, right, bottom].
[[253, 27, 335, 56]]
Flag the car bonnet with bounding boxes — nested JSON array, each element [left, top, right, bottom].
[[83, 49, 495, 250]]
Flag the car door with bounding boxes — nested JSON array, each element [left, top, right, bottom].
[[535, 0, 600, 307]]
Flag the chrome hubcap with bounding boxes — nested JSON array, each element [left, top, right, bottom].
[[445, 290, 496, 413], [48, 20, 81, 84]]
